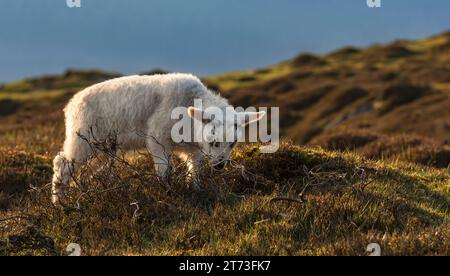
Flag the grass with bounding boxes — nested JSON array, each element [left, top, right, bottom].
[[204, 62, 295, 92], [0, 81, 34, 93], [0, 89, 68, 101], [204, 31, 450, 144], [0, 140, 448, 256], [312, 129, 450, 169], [431, 82, 450, 93], [0, 32, 450, 256]]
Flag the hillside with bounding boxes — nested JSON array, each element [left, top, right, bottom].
[[1, 32, 450, 167], [205, 31, 450, 145], [0, 32, 449, 255], [1, 142, 449, 255]]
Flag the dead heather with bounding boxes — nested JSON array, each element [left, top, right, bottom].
[[0, 140, 449, 256], [312, 129, 450, 169], [0, 32, 450, 256], [205, 31, 450, 144]]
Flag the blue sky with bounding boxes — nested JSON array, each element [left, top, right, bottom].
[[0, 0, 449, 82]]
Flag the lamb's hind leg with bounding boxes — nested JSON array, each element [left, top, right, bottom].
[[51, 137, 91, 205], [51, 152, 72, 204]]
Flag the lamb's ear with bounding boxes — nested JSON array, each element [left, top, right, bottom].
[[238, 111, 266, 127], [187, 107, 210, 124]]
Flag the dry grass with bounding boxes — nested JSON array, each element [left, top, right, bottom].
[[0, 139, 449, 256], [206, 31, 450, 144], [312, 129, 450, 169], [1, 32, 450, 256]]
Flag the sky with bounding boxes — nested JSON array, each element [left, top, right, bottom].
[[0, 0, 449, 82]]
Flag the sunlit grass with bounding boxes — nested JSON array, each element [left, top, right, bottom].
[[0, 89, 69, 101], [204, 62, 294, 91]]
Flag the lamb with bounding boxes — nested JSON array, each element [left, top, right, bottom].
[[51, 73, 265, 204]]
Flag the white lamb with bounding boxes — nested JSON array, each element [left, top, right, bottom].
[[51, 73, 265, 204]]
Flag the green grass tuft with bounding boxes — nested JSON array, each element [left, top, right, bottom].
[[0, 141, 448, 255]]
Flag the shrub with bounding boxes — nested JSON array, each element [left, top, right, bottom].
[[1, 140, 448, 255], [313, 129, 450, 168]]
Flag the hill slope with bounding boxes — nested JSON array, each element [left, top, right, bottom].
[[1, 31, 450, 148], [205, 31, 450, 145], [1, 142, 449, 255], [0, 32, 449, 255]]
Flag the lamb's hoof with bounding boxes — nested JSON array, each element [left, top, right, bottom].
[[52, 194, 59, 206], [51, 191, 63, 206]]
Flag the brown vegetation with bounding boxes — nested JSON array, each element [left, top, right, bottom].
[[0, 140, 448, 255], [0, 31, 449, 255], [311, 129, 450, 168]]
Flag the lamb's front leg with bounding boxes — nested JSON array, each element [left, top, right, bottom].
[[189, 152, 204, 190], [146, 139, 172, 182]]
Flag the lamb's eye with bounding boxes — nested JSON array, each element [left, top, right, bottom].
[[209, 142, 220, 148]]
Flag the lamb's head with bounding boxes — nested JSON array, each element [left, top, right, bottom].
[[187, 106, 265, 169]]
